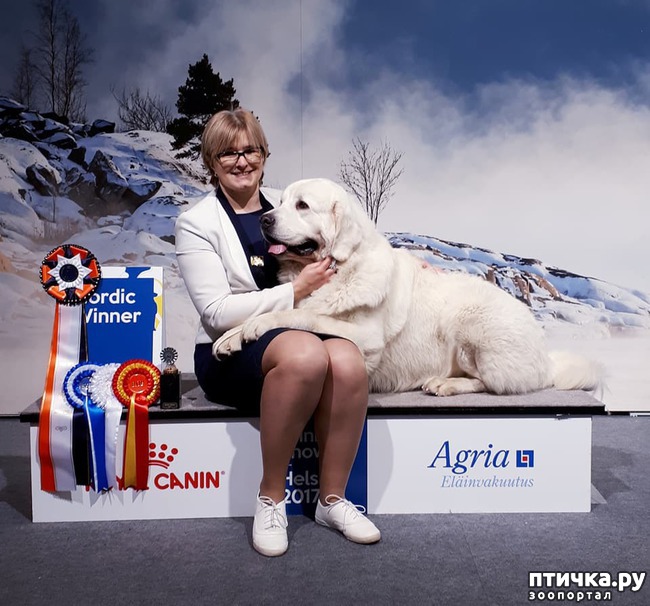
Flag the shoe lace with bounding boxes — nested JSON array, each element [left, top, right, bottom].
[[258, 496, 288, 530], [324, 495, 366, 521]]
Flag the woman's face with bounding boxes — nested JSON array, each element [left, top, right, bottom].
[[211, 133, 265, 195]]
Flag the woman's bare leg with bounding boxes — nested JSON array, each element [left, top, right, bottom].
[[259, 331, 329, 503], [313, 339, 369, 500]]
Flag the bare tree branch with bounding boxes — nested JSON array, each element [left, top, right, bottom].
[[31, 0, 93, 120], [339, 138, 404, 225], [33, 0, 59, 113], [11, 46, 37, 107], [112, 86, 173, 132]]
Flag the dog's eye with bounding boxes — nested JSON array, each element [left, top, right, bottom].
[[296, 200, 309, 210]]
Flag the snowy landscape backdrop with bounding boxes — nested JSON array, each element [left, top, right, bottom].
[[1, 98, 648, 415]]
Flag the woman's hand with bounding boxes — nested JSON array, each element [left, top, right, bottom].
[[292, 257, 336, 304]]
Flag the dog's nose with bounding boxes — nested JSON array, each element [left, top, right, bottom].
[[260, 214, 275, 229]]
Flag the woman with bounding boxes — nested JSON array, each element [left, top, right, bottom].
[[175, 108, 380, 557]]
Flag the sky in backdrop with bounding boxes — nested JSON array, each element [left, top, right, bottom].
[[1, 0, 650, 292]]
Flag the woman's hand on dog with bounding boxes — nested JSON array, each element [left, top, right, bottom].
[[292, 257, 336, 304]]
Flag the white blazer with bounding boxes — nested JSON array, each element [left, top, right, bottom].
[[175, 189, 295, 344]]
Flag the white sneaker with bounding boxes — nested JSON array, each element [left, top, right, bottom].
[[252, 493, 288, 557], [315, 494, 381, 544]]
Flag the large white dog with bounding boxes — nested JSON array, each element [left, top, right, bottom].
[[214, 178, 600, 396]]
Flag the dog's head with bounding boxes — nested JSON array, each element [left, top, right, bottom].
[[261, 178, 369, 264]]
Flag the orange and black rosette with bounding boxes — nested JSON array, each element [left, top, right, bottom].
[[40, 244, 101, 305], [38, 244, 101, 492], [113, 360, 160, 490]]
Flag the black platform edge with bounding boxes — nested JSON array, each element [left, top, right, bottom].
[[18, 403, 607, 423]]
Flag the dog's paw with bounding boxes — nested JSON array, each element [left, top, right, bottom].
[[240, 314, 280, 343], [422, 376, 486, 397], [213, 326, 244, 359], [422, 377, 449, 396], [422, 377, 464, 397]]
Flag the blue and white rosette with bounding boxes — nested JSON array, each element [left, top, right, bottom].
[[63, 362, 109, 491], [89, 363, 123, 491]]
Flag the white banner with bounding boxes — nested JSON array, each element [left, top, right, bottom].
[[367, 417, 592, 513], [31, 420, 263, 522], [30, 415, 593, 521]]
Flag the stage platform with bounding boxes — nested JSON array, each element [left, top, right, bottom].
[[21, 376, 605, 522], [21, 375, 606, 421]]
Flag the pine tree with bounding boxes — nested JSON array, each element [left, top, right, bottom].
[[167, 54, 239, 156]]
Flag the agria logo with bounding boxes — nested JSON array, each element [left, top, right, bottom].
[[516, 450, 534, 468], [428, 441, 536, 475], [115, 442, 222, 490]]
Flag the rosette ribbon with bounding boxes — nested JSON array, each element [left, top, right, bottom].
[[113, 360, 160, 490], [38, 244, 101, 492], [89, 363, 123, 490], [63, 362, 109, 491]]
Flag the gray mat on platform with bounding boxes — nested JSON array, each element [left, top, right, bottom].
[[369, 388, 601, 408]]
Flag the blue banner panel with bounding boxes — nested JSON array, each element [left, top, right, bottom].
[[285, 419, 368, 516], [85, 267, 163, 365]]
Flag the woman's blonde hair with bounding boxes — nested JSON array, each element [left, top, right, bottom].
[[201, 108, 269, 180]]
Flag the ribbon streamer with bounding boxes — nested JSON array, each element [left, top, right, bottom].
[[84, 396, 108, 491], [113, 360, 160, 490], [89, 363, 122, 490], [39, 304, 82, 491], [71, 401, 91, 486], [63, 362, 109, 492]]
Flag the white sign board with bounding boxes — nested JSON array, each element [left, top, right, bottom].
[[30, 415, 593, 522], [367, 416, 592, 513], [31, 420, 263, 522]]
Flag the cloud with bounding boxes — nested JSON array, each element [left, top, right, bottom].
[[98, 0, 650, 291], [84, 0, 350, 175], [4, 0, 650, 291], [368, 75, 650, 291]]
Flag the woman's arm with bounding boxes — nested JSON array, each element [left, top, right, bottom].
[[175, 209, 294, 340]]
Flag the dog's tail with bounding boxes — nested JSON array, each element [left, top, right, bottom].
[[548, 350, 604, 394]]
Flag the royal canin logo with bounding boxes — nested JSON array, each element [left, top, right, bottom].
[[148, 441, 179, 470], [114, 442, 222, 491]]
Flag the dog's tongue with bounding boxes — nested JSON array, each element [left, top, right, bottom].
[[268, 243, 287, 255]]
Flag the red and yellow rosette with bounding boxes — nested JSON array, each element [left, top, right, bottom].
[[113, 360, 160, 490]]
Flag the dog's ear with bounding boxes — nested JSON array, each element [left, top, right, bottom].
[[330, 196, 365, 262]]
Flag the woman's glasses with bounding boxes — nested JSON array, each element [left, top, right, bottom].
[[215, 147, 263, 167]]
